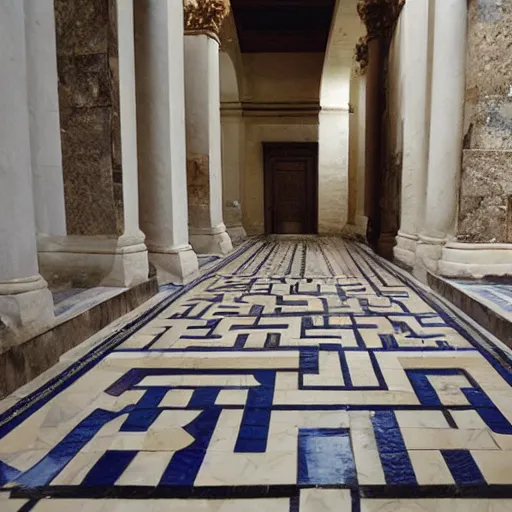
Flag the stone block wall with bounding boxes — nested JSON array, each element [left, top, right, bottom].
[[54, 0, 123, 236], [459, 0, 512, 243]]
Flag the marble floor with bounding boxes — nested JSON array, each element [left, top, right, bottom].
[[1, 237, 512, 511]]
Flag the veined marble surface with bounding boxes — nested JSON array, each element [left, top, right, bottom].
[[1, 237, 512, 510], [452, 280, 512, 320]]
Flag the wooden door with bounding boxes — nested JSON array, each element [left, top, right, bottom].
[[264, 142, 318, 234]]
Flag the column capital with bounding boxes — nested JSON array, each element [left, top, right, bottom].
[[183, 0, 231, 40], [354, 36, 369, 75], [357, 0, 404, 40]]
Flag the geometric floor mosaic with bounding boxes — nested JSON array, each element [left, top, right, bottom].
[[1, 237, 512, 511]]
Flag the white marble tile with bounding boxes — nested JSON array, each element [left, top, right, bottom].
[[303, 350, 344, 387], [395, 410, 449, 429], [472, 451, 512, 484], [138, 374, 260, 388], [345, 351, 380, 387], [195, 450, 297, 486], [401, 428, 499, 451], [409, 450, 455, 485], [299, 489, 351, 512], [215, 389, 248, 406], [427, 374, 471, 405], [159, 389, 194, 407], [51, 451, 106, 485], [115, 451, 174, 486], [449, 410, 488, 430], [361, 499, 512, 512], [0, 500, 28, 512], [491, 432, 512, 450], [116, 333, 156, 349], [350, 411, 386, 485]]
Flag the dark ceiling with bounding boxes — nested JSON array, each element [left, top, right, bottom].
[[230, 0, 336, 53]]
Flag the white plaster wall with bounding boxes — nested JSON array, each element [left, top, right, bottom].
[[242, 53, 324, 103], [244, 118, 319, 235], [241, 53, 322, 235], [319, 0, 365, 233], [220, 51, 239, 103], [220, 51, 245, 233], [318, 110, 349, 233]]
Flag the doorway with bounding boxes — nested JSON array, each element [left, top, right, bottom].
[[263, 142, 318, 235]]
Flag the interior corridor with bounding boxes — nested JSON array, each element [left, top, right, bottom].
[[1, 237, 512, 511]]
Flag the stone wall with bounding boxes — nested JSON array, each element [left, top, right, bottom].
[[54, 0, 123, 236], [459, 0, 512, 244]]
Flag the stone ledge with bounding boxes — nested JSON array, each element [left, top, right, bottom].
[[0, 277, 158, 399], [427, 272, 512, 349]]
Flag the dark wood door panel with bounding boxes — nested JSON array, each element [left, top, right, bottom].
[[263, 143, 318, 235]]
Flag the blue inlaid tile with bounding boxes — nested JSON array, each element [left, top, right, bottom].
[[82, 450, 137, 486], [235, 372, 275, 453], [189, 388, 220, 408], [372, 411, 416, 485], [15, 408, 123, 487], [300, 347, 320, 374], [0, 461, 20, 486], [160, 408, 221, 486], [406, 371, 442, 406], [120, 408, 160, 432], [298, 428, 357, 485], [442, 450, 486, 485]]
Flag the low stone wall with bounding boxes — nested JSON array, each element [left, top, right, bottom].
[[0, 277, 158, 399]]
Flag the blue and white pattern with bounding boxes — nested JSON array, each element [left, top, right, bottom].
[[1, 237, 512, 511]]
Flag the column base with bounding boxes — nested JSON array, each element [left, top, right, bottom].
[[226, 224, 247, 246], [355, 215, 368, 234], [147, 244, 199, 285], [38, 235, 150, 288], [438, 242, 512, 278], [394, 231, 418, 268], [415, 234, 446, 274], [189, 225, 233, 255], [377, 232, 396, 260], [0, 275, 54, 330]]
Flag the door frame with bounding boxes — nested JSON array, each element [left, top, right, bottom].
[[263, 142, 319, 235]]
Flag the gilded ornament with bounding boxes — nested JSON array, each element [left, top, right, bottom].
[[357, 0, 404, 40], [354, 36, 369, 75], [183, 0, 230, 39]]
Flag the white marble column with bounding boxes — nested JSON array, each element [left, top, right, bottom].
[[394, 0, 430, 268], [134, 0, 199, 284], [24, 0, 67, 239], [183, 0, 233, 255], [416, 0, 467, 272], [0, 0, 54, 329]]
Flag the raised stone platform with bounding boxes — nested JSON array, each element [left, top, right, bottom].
[[428, 273, 512, 349], [0, 277, 159, 399]]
